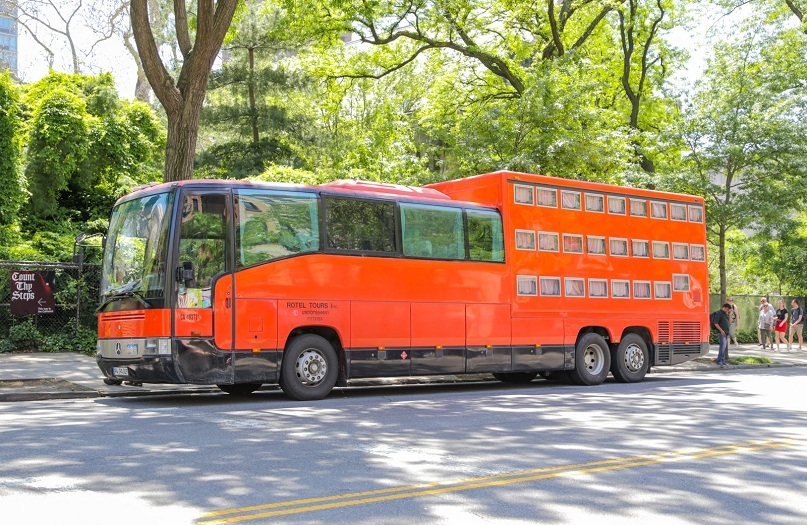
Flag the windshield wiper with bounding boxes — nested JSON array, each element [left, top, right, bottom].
[[97, 290, 152, 312]]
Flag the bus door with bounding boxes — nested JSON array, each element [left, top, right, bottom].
[[173, 190, 235, 383]]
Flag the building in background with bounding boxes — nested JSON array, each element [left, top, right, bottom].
[[0, 2, 18, 76]]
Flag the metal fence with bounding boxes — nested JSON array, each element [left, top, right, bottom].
[[0, 261, 101, 353], [709, 294, 806, 333]]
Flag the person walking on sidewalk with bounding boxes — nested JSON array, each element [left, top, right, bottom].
[[789, 299, 804, 351], [727, 297, 740, 349], [712, 303, 731, 367], [774, 300, 789, 352], [757, 297, 770, 347], [758, 302, 775, 350]]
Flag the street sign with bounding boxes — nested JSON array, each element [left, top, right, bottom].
[[10, 271, 56, 316]]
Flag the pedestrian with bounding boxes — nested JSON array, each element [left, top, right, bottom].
[[757, 297, 770, 347], [727, 297, 740, 348], [774, 300, 789, 351], [712, 303, 731, 367], [789, 299, 804, 351], [758, 302, 775, 350]]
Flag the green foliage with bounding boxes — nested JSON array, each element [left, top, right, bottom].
[[25, 87, 91, 218], [7, 319, 43, 351], [23, 72, 166, 224], [0, 72, 27, 226], [73, 326, 99, 355], [732, 356, 771, 364], [195, 138, 297, 179]]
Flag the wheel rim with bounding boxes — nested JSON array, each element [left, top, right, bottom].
[[623, 343, 645, 372], [296, 349, 328, 385], [583, 344, 606, 375]]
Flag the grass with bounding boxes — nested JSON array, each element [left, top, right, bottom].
[[731, 356, 772, 365]]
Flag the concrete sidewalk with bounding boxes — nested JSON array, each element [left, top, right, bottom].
[[1, 343, 805, 401]]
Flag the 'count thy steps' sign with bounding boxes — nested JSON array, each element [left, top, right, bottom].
[[10, 271, 56, 316]]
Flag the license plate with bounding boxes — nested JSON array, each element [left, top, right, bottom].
[[112, 366, 129, 377]]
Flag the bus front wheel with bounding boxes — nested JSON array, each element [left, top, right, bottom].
[[610, 334, 649, 383], [279, 334, 338, 401], [570, 333, 611, 386]]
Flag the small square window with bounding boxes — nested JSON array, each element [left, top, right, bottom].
[[688, 205, 703, 223], [654, 281, 672, 299], [540, 277, 561, 296], [608, 196, 626, 215], [515, 230, 536, 251], [691, 244, 705, 261], [517, 276, 538, 296], [673, 274, 690, 292], [673, 243, 689, 260], [585, 193, 604, 213], [538, 232, 559, 252], [653, 241, 669, 259], [563, 234, 584, 254], [612, 280, 630, 298], [632, 240, 649, 258], [650, 201, 668, 219], [514, 185, 534, 205], [634, 281, 652, 299], [536, 188, 557, 207], [561, 191, 581, 210], [610, 238, 629, 257], [565, 278, 585, 297], [589, 279, 608, 298], [587, 236, 606, 255], [630, 199, 647, 217], [671, 203, 687, 221]]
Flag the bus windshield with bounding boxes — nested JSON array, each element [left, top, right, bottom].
[[100, 191, 174, 310]]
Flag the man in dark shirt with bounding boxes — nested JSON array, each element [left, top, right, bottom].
[[712, 303, 731, 367]]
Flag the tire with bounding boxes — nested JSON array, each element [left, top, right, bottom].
[[217, 383, 262, 396], [493, 372, 538, 384], [610, 334, 649, 383], [569, 333, 611, 386], [279, 334, 338, 401]]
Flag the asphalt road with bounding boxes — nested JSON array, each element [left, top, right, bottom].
[[1, 367, 805, 525]]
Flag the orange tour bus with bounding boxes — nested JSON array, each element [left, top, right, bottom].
[[96, 171, 709, 400]]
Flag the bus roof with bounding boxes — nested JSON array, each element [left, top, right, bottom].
[[119, 178, 456, 207]]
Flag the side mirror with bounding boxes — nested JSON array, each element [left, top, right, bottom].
[[176, 262, 195, 287]]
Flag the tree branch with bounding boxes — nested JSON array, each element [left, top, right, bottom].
[[174, 0, 192, 58], [132, 0, 180, 112]]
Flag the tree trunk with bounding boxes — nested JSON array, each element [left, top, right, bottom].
[[130, 0, 239, 182], [718, 224, 727, 304], [248, 47, 259, 144], [165, 103, 202, 182]]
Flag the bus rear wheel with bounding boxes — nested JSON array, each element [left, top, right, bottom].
[[610, 334, 649, 383], [493, 372, 538, 384], [218, 383, 261, 396], [279, 334, 338, 401], [569, 333, 611, 386]]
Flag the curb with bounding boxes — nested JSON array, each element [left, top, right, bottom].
[[0, 362, 803, 402]]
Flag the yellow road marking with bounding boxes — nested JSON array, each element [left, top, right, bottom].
[[198, 439, 795, 524]]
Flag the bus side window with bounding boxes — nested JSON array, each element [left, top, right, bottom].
[[325, 197, 396, 253], [235, 191, 320, 267], [467, 210, 504, 262], [401, 203, 464, 260]]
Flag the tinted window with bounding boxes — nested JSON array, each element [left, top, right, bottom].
[[325, 197, 396, 252], [236, 190, 319, 268], [401, 203, 464, 259], [467, 209, 504, 262]]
